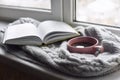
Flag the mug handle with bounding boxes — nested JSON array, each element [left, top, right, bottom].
[[94, 46, 104, 56]]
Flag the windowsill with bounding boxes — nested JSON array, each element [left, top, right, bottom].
[[73, 21, 120, 37], [0, 20, 120, 80]]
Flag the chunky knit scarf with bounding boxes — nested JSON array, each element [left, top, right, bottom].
[[2, 18, 120, 77]]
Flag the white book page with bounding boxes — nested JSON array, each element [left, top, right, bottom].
[[3, 23, 40, 43], [37, 20, 78, 40]]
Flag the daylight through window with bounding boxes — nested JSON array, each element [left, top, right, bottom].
[[76, 0, 120, 27], [0, 0, 51, 10]]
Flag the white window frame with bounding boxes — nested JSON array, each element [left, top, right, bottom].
[[63, 0, 120, 37], [63, 0, 80, 26], [63, 0, 119, 27], [63, 0, 104, 26], [63, 0, 73, 24], [0, 0, 120, 30], [0, 0, 63, 21]]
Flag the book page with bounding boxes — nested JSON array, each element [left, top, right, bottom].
[[44, 32, 77, 44], [37, 20, 79, 41], [3, 23, 41, 43]]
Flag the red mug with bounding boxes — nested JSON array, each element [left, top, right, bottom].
[[67, 36, 104, 54]]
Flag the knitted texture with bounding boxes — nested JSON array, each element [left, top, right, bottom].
[[9, 17, 40, 27], [4, 18, 120, 77]]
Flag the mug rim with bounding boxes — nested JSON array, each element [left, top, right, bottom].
[[67, 36, 100, 53], [67, 36, 99, 48]]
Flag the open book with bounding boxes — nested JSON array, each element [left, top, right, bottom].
[[3, 20, 80, 45]]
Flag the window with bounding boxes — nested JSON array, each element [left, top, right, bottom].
[[75, 0, 120, 27], [0, 0, 120, 28], [0, 0, 51, 9], [0, 0, 62, 21]]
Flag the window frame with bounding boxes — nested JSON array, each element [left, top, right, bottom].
[[63, 0, 82, 26], [0, 0, 120, 29], [63, 0, 120, 28], [0, 0, 63, 21]]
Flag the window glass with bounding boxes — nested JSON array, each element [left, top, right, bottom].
[[76, 0, 120, 26], [0, 0, 51, 10], [0, 0, 63, 21]]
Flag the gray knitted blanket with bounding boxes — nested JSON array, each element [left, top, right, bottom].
[[3, 18, 120, 77]]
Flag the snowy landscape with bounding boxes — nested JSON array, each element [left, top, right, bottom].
[[76, 0, 120, 26]]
